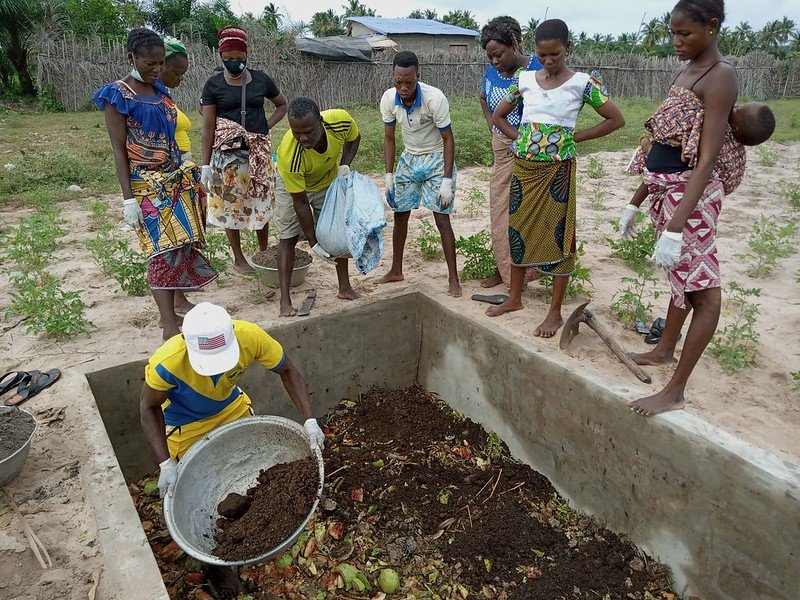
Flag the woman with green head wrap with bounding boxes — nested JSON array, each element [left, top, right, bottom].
[[161, 36, 193, 161]]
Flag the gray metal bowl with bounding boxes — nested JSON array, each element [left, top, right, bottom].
[[163, 416, 324, 566], [252, 257, 312, 288], [0, 408, 37, 487]]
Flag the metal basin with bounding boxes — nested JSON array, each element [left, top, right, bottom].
[[0, 408, 37, 487], [163, 416, 324, 566]]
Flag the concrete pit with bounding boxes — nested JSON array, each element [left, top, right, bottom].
[[84, 291, 800, 600]]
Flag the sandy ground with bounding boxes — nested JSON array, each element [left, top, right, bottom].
[[1, 143, 798, 599]]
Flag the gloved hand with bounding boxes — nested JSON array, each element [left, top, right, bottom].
[[438, 177, 454, 209], [337, 164, 351, 178], [157, 457, 177, 498], [618, 204, 640, 241], [122, 197, 144, 228], [200, 164, 212, 189], [385, 173, 396, 209], [304, 418, 325, 451], [653, 230, 684, 268], [311, 243, 335, 264]]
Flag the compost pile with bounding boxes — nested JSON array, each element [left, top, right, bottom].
[[131, 385, 676, 599], [214, 457, 319, 561], [251, 247, 312, 269], [0, 409, 35, 461]]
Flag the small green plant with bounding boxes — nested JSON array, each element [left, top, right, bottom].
[[462, 187, 487, 218], [607, 213, 656, 272], [38, 83, 65, 112], [587, 187, 605, 211], [587, 156, 606, 179], [707, 282, 761, 373], [83, 199, 113, 232], [780, 180, 800, 212], [791, 371, 800, 393], [455, 230, 496, 281], [484, 432, 503, 460], [534, 241, 593, 298], [754, 145, 778, 167], [736, 215, 798, 277], [203, 231, 232, 274], [611, 268, 661, 325], [475, 167, 491, 182], [247, 271, 276, 303], [86, 235, 149, 296], [0, 209, 66, 274], [416, 218, 443, 261], [6, 274, 94, 338]]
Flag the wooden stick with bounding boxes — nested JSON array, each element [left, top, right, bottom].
[[1, 489, 52, 569], [482, 469, 503, 504], [88, 567, 102, 600]]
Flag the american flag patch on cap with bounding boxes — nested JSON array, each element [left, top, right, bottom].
[[197, 333, 226, 350]]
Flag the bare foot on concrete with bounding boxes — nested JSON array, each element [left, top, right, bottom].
[[486, 299, 523, 317], [448, 279, 463, 298], [338, 288, 361, 300], [206, 565, 243, 599], [628, 387, 685, 416], [377, 271, 404, 284], [533, 311, 564, 338], [232, 259, 255, 276], [628, 350, 677, 366], [480, 271, 503, 288], [279, 299, 296, 317]]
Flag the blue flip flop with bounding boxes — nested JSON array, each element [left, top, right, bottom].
[[4, 369, 61, 407]]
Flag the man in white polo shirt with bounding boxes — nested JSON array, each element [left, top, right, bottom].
[[377, 51, 461, 297]]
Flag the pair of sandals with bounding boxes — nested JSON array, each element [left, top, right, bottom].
[[636, 317, 681, 345], [0, 369, 61, 407]]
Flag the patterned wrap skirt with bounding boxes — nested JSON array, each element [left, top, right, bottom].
[[207, 144, 275, 230], [645, 168, 724, 309], [508, 157, 576, 276]]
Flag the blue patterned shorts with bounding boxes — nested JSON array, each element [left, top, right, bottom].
[[393, 151, 457, 215]]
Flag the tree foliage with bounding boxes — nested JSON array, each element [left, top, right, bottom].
[[441, 10, 478, 31], [310, 8, 346, 37]]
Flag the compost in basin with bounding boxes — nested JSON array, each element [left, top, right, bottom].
[[131, 385, 675, 599]]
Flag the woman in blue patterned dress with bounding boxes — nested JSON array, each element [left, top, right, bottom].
[[479, 16, 542, 289]]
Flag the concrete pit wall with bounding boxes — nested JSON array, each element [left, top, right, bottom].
[[86, 291, 800, 600]]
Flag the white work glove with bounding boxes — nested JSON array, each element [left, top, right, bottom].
[[438, 177, 454, 209], [122, 197, 144, 228], [653, 230, 684, 269], [619, 204, 640, 241], [385, 173, 396, 209], [337, 164, 351, 178], [311, 243, 335, 264], [303, 418, 325, 451], [157, 458, 177, 498], [200, 164, 212, 189]]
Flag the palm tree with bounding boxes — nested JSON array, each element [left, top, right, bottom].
[[408, 9, 424, 19], [261, 3, 282, 31], [423, 9, 438, 21], [442, 10, 477, 31], [522, 17, 539, 51], [341, 0, 374, 33], [732, 22, 755, 54], [0, 0, 44, 96], [310, 9, 345, 37]]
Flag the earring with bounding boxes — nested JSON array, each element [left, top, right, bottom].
[[709, 30, 714, 35]]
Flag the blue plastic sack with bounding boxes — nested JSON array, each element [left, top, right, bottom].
[[315, 171, 386, 274]]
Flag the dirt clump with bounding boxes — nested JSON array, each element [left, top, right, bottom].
[[251, 247, 312, 269], [213, 457, 318, 561], [0, 409, 36, 461]]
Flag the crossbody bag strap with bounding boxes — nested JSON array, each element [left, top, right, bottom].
[[240, 69, 248, 127]]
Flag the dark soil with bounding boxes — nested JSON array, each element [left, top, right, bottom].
[[214, 458, 318, 562], [131, 385, 675, 599], [251, 247, 311, 269], [0, 409, 35, 461]]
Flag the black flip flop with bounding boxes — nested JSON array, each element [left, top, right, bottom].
[[471, 294, 509, 305], [4, 368, 61, 407], [644, 317, 666, 344], [0, 371, 32, 397]]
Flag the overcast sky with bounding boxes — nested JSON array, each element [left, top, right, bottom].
[[231, 0, 800, 35]]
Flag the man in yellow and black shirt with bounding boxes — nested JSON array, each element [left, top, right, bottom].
[[274, 97, 361, 316]]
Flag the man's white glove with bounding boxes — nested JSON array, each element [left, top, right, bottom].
[[438, 178, 454, 209], [311, 243, 335, 264], [157, 458, 177, 498], [303, 418, 325, 451], [653, 230, 684, 269], [619, 204, 640, 241], [123, 197, 144, 228], [385, 173, 397, 208], [337, 164, 351, 178], [200, 164, 212, 189]]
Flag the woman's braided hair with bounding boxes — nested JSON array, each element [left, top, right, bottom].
[[481, 16, 523, 52], [127, 27, 164, 56], [673, 0, 725, 25]]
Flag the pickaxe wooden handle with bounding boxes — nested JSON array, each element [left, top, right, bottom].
[[583, 309, 652, 384]]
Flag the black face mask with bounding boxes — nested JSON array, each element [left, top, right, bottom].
[[223, 60, 246, 76]]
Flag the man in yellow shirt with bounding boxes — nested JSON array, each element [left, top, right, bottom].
[[139, 302, 324, 498], [273, 97, 361, 316]]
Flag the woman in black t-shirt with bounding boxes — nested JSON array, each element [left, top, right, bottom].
[[200, 26, 287, 275]]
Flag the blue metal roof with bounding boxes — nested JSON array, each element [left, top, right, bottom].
[[346, 17, 478, 37]]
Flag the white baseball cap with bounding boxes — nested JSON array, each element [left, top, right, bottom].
[[182, 302, 240, 376]]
